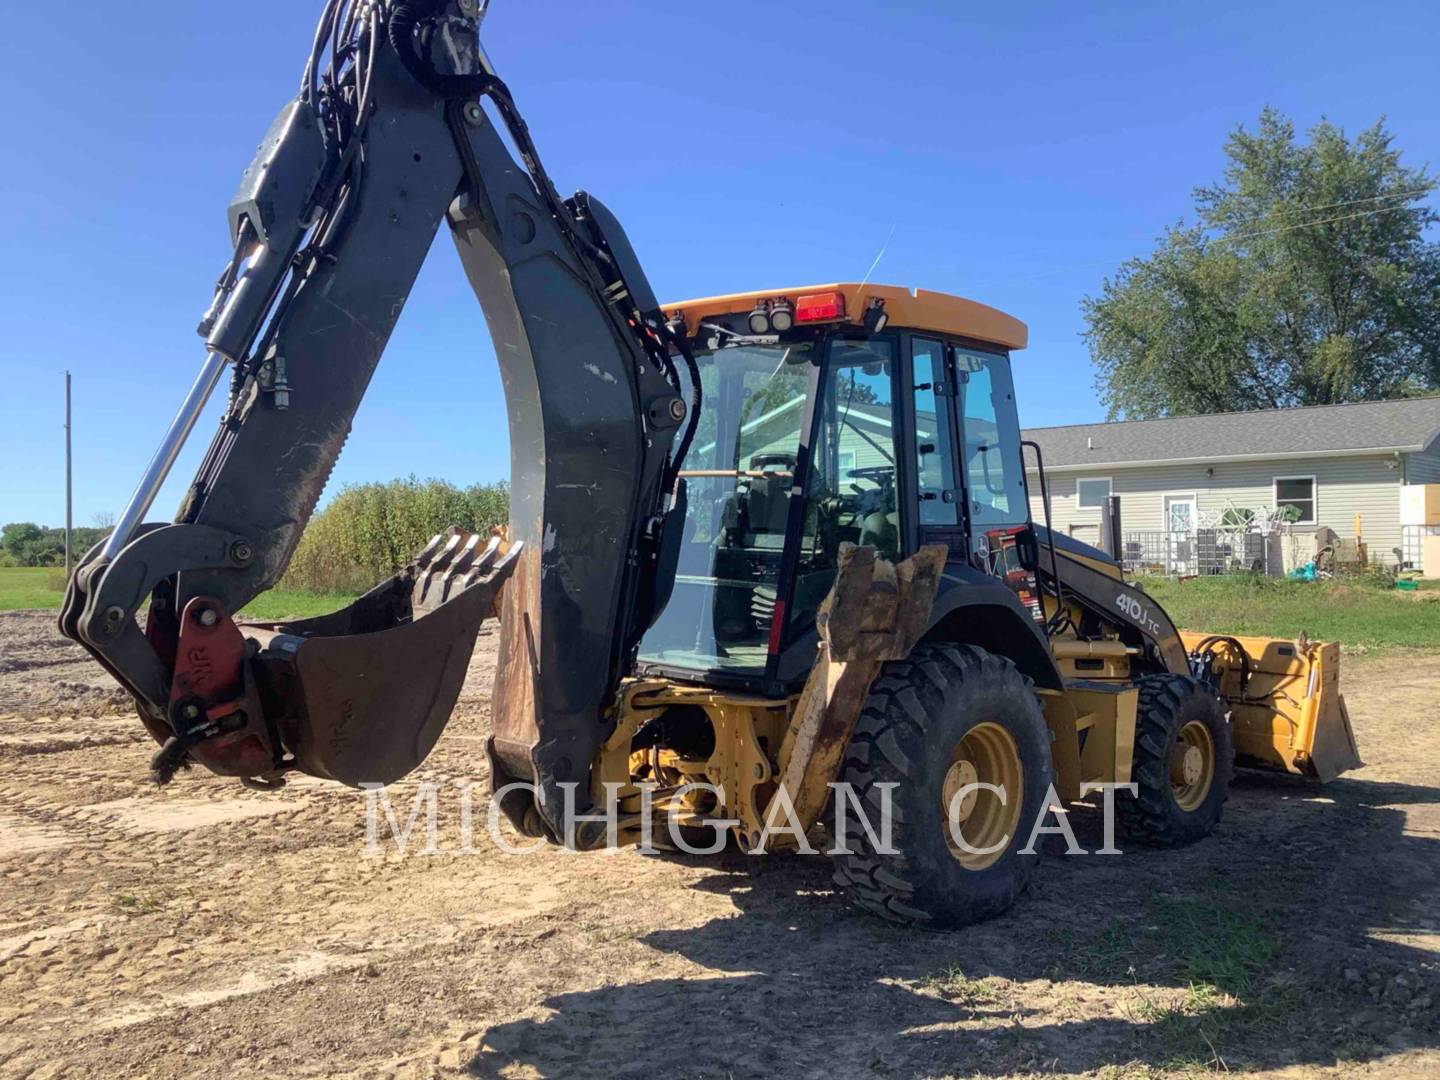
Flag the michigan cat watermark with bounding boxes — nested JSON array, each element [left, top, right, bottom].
[[361, 780, 1140, 858]]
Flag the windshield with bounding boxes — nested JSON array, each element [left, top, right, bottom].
[[637, 341, 817, 673]]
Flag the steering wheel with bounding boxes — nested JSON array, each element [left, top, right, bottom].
[[847, 465, 894, 492]]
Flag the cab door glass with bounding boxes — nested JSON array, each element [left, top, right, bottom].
[[957, 349, 1027, 528], [911, 338, 959, 525], [791, 337, 899, 628]]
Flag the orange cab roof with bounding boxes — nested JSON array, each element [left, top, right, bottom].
[[661, 283, 1027, 351]]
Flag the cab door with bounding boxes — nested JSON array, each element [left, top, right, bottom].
[[951, 345, 1045, 621], [906, 337, 1040, 607], [953, 345, 1028, 538], [908, 336, 966, 557]]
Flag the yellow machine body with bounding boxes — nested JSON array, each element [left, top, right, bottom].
[[569, 285, 1363, 849], [592, 627, 1361, 848]]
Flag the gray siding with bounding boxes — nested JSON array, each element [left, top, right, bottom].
[[1028, 455, 1404, 564], [1406, 447, 1440, 485]]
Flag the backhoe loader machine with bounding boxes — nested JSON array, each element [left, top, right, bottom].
[[64, 0, 1361, 928]]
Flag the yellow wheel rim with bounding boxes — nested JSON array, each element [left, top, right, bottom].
[[1170, 720, 1215, 812], [940, 722, 1024, 871]]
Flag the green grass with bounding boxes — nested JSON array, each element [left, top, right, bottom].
[[1138, 572, 1440, 650], [0, 567, 67, 611], [917, 964, 1009, 1006], [238, 589, 360, 620], [1046, 878, 1297, 1072], [8, 560, 1439, 651], [0, 565, 357, 620]]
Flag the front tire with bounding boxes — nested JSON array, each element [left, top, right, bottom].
[[1121, 674, 1234, 847], [830, 643, 1054, 929]]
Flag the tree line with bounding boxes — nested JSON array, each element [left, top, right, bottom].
[[2, 478, 509, 594], [0, 522, 111, 568]]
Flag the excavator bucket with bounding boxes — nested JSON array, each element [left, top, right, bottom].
[[1182, 632, 1362, 782], [152, 529, 520, 788]]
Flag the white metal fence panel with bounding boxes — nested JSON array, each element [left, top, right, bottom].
[[1122, 529, 1274, 577], [1401, 525, 1440, 573]]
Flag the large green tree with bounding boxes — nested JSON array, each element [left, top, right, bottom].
[[1084, 108, 1440, 419]]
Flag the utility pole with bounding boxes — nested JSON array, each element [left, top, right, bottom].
[[65, 371, 73, 578]]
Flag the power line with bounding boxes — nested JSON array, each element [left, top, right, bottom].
[[1212, 201, 1432, 249], [991, 194, 1436, 287], [1206, 186, 1433, 228]]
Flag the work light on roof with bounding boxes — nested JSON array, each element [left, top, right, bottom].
[[863, 297, 889, 334], [748, 301, 771, 335], [769, 298, 794, 332]]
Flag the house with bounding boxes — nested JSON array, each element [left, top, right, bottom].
[[1023, 397, 1440, 570]]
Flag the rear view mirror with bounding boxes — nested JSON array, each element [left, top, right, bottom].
[[1014, 526, 1041, 572]]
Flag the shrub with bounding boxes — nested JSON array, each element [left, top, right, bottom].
[[0, 522, 109, 567], [281, 477, 508, 594]]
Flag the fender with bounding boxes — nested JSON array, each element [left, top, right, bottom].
[[923, 566, 1063, 691]]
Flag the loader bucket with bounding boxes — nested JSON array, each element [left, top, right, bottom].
[[1182, 632, 1362, 782], [227, 529, 521, 788]]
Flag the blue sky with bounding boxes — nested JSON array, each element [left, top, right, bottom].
[[3, 1, 1437, 527]]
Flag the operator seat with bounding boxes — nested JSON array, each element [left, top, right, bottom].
[[743, 453, 796, 545], [859, 511, 899, 558]]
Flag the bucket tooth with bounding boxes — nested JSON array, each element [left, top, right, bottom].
[[440, 534, 491, 606], [417, 530, 467, 608]]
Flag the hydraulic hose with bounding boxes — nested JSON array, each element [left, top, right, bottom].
[[659, 322, 704, 491], [389, 2, 500, 100]]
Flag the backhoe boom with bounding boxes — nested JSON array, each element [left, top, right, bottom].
[[60, 0, 694, 836]]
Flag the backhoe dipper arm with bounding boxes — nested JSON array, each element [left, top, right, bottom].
[[59, 0, 695, 833]]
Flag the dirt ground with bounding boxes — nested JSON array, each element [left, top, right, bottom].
[[0, 609, 1437, 1080]]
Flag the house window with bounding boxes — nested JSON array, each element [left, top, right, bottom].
[[1274, 476, 1317, 525], [1076, 477, 1112, 511], [838, 449, 856, 480]]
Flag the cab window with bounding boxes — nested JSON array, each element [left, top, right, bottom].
[[911, 337, 959, 525], [958, 349, 1027, 527]]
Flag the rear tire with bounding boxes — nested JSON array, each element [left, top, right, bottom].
[[1120, 674, 1234, 847], [830, 643, 1054, 929]]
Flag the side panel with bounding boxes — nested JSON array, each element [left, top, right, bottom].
[[1033, 527, 1189, 674]]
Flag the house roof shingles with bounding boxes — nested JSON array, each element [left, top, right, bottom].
[[1022, 397, 1440, 470]]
